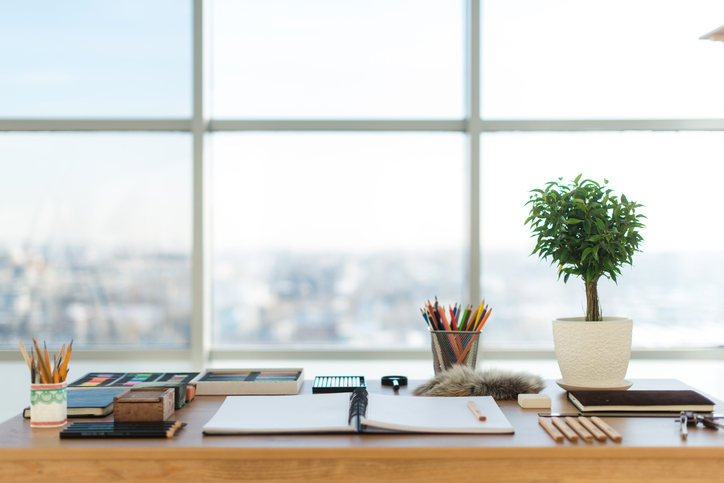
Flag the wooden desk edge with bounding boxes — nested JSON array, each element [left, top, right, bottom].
[[2, 446, 724, 462]]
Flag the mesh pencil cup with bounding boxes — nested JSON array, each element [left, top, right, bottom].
[[30, 381, 67, 428], [430, 330, 481, 375]]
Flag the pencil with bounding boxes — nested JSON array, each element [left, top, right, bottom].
[[591, 416, 622, 442], [459, 306, 470, 331], [32, 338, 51, 383], [564, 417, 593, 443], [473, 299, 485, 327], [538, 417, 564, 443], [18, 342, 32, 371], [60, 340, 73, 381], [551, 417, 579, 442], [30, 351, 36, 383], [467, 400, 486, 421], [578, 417, 607, 441], [43, 341, 51, 376]]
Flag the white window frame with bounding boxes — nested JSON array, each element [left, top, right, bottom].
[[1, 0, 723, 367]]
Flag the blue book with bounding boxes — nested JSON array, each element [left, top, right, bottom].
[[23, 387, 130, 418]]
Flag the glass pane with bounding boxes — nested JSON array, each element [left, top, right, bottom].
[[0, 133, 192, 348], [213, 133, 465, 347], [482, 0, 724, 119], [0, 0, 192, 119], [212, 0, 465, 119], [481, 131, 724, 348]]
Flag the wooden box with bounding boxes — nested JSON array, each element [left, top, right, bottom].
[[113, 388, 175, 422]]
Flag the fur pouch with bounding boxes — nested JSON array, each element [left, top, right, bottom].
[[412, 365, 545, 400]]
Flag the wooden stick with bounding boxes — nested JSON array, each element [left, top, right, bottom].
[[43, 341, 51, 375], [59, 340, 73, 382], [591, 416, 623, 442], [467, 401, 486, 421], [578, 417, 608, 441], [32, 338, 51, 384], [30, 351, 36, 383], [538, 417, 564, 443], [565, 417, 593, 442], [18, 342, 32, 371], [551, 417, 579, 442]]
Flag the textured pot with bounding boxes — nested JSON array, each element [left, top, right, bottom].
[[552, 317, 633, 387]]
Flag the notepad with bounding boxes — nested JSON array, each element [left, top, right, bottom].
[[202, 389, 514, 435], [567, 390, 715, 412]]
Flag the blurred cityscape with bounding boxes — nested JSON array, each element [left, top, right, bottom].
[[1, 244, 723, 349]]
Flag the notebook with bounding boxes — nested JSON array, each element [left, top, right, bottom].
[[567, 390, 716, 412], [23, 387, 130, 418], [202, 388, 514, 435]]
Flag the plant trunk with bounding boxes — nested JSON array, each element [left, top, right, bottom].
[[585, 277, 601, 321]]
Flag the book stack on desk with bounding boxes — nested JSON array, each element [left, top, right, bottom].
[[22, 387, 130, 419]]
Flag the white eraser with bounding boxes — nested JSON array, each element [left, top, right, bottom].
[[518, 393, 551, 408]]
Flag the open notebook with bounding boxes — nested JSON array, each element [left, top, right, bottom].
[[202, 388, 514, 435]]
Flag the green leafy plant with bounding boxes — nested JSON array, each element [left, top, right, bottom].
[[524, 174, 645, 321]]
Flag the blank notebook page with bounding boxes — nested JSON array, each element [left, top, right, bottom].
[[203, 393, 354, 434], [363, 394, 514, 434]]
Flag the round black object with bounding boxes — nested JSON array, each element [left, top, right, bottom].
[[381, 375, 408, 391]]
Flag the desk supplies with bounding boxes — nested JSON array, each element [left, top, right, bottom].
[[568, 390, 715, 413], [551, 417, 578, 442], [381, 375, 407, 391], [194, 369, 304, 395], [538, 417, 564, 443], [679, 411, 723, 439], [23, 387, 130, 419], [113, 388, 175, 422], [22, 339, 75, 428], [518, 394, 551, 408], [590, 416, 622, 442], [202, 388, 514, 435], [60, 421, 185, 439], [421, 298, 492, 374], [577, 417, 607, 441], [313, 376, 365, 394], [134, 381, 188, 409], [21, 339, 73, 384], [564, 417, 593, 442], [69, 372, 199, 389], [467, 400, 486, 421]]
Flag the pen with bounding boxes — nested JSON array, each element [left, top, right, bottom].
[[467, 400, 486, 421]]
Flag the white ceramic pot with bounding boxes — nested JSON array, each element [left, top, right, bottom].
[[552, 317, 633, 387]]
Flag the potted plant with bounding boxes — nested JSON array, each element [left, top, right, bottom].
[[524, 174, 645, 388]]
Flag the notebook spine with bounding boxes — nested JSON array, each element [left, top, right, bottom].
[[348, 387, 369, 432]]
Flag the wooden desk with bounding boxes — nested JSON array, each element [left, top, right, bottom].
[[2, 379, 723, 483]]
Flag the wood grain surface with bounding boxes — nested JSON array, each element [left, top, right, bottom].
[[1, 379, 723, 483]]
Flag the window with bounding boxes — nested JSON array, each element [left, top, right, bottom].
[[481, 131, 724, 348], [212, 132, 465, 347], [0, 0, 192, 118], [0, 133, 192, 347], [2, 0, 723, 358]]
